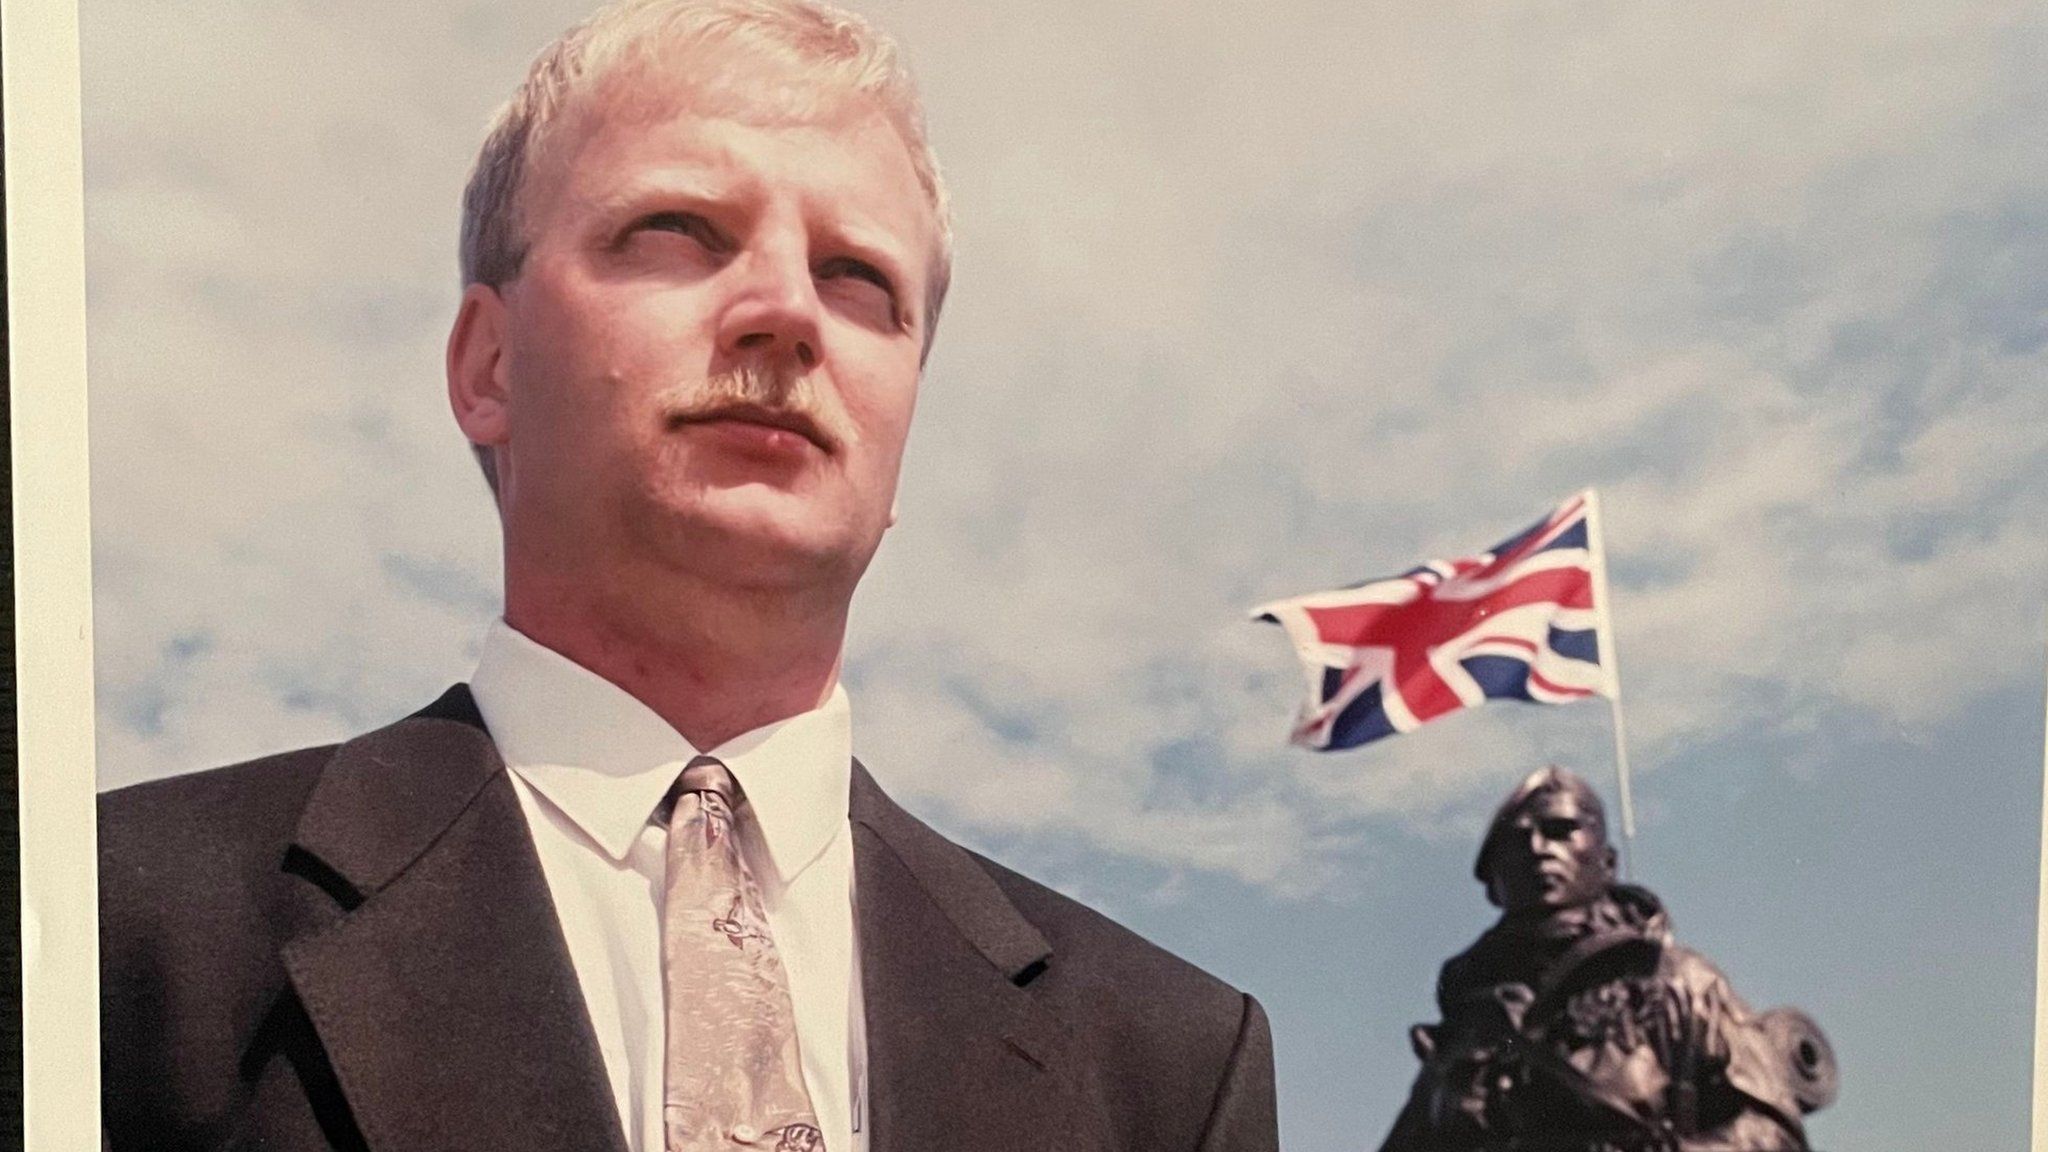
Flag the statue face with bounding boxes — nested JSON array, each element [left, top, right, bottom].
[[1488, 788, 1614, 913]]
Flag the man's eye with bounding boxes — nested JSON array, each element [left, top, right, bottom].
[[1540, 819, 1577, 839], [815, 256, 904, 329], [817, 257, 897, 300], [631, 212, 725, 251]]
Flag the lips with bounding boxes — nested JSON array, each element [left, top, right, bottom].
[[670, 402, 833, 454]]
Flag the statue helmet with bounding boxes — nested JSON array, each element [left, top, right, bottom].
[[1472, 764, 1610, 887]]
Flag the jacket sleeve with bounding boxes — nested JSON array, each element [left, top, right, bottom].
[[1194, 993, 1279, 1152]]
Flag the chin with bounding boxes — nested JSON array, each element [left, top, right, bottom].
[[650, 493, 880, 588]]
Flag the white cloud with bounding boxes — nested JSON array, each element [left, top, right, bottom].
[[84, 0, 2048, 894]]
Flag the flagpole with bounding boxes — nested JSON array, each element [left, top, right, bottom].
[[2030, 628, 2048, 1152], [1583, 488, 1637, 878]]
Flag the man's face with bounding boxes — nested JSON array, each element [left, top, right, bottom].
[[1489, 789, 1614, 914], [478, 70, 936, 596]]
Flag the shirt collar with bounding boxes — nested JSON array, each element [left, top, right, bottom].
[[468, 618, 851, 886]]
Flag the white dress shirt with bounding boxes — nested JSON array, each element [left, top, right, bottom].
[[469, 620, 866, 1152]]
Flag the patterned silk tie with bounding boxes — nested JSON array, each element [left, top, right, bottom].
[[662, 756, 825, 1152]]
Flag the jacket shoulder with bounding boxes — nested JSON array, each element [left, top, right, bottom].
[[852, 766, 1254, 1030], [970, 849, 1272, 1148], [858, 765, 1278, 1144], [99, 746, 337, 899], [99, 744, 340, 973], [98, 744, 345, 1141], [975, 849, 1247, 1013]]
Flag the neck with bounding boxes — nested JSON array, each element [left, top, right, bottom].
[[505, 568, 851, 751], [1500, 898, 1608, 939]]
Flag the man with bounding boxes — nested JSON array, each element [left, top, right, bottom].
[[98, 3, 1278, 1150], [1377, 767, 1834, 1152]]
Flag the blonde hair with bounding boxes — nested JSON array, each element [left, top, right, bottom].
[[459, 0, 953, 340]]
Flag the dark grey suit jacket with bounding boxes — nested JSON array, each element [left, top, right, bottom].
[[100, 686, 1278, 1151]]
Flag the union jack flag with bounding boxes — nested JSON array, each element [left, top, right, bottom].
[[1252, 491, 1616, 751]]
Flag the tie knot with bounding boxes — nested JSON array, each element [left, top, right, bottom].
[[677, 755, 739, 804]]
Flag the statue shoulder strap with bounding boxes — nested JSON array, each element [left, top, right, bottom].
[[1526, 925, 1663, 1026]]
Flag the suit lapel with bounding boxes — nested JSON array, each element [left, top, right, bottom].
[[851, 764, 1099, 1152], [280, 686, 629, 1152], [278, 696, 1086, 1152]]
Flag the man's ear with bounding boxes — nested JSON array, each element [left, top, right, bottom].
[[447, 282, 512, 452], [1603, 844, 1620, 879]]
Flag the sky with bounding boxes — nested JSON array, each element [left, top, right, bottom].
[[79, 1, 2048, 1148]]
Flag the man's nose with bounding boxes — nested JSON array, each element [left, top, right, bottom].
[[717, 243, 822, 370]]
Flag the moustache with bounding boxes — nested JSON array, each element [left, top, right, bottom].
[[658, 363, 850, 451]]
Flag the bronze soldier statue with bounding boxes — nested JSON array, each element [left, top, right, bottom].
[[1378, 767, 1836, 1152]]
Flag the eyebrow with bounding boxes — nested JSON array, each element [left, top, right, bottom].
[[584, 172, 737, 227], [594, 177, 920, 288]]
